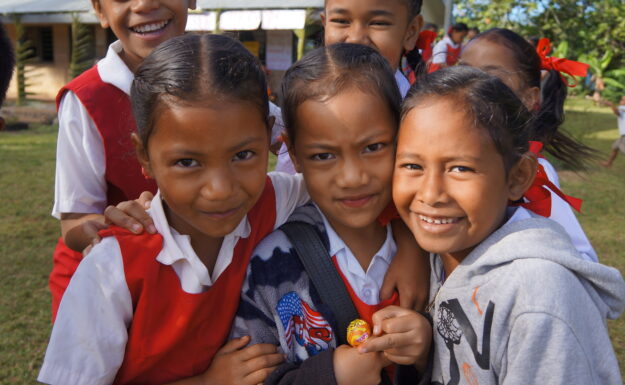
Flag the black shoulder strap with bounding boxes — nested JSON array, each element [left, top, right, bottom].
[[280, 221, 359, 346]]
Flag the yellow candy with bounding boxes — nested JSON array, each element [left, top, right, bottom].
[[346, 319, 371, 347]]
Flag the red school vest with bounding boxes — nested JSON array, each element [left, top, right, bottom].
[[50, 66, 157, 320], [109, 177, 276, 385], [332, 258, 400, 381], [428, 42, 463, 73]]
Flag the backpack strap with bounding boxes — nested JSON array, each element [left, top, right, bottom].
[[280, 221, 393, 385], [280, 221, 358, 345]]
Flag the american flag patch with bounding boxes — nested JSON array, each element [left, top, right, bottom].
[[276, 291, 332, 356]]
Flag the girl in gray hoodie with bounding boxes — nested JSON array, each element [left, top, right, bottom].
[[393, 66, 625, 385]]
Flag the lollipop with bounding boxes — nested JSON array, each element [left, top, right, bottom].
[[346, 319, 371, 347]]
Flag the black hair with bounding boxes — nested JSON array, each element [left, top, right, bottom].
[[402, 66, 533, 172], [281, 43, 401, 145], [131, 34, 269, 148], [468, 27, 480, 34], [470, 28, 597, 169], [450, 23, 469, 33], [0, 21, 15, 106], [400, 0, 423, 19]]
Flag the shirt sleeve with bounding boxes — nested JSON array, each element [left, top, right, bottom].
[[501, 313, 597, 385], [37, 237, 133, 385], [431, 40, 448, 64], [270, 172, 310, 229], [52, 91, 107, 219]]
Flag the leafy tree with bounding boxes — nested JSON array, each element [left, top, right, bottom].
[[69, 14, 95, 79], [11, 14, 35, 106]]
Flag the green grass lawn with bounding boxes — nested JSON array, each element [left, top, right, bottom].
[[0, 98, 623, 383]]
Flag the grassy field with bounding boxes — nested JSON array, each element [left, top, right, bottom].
[[0, 98, 623, 383]]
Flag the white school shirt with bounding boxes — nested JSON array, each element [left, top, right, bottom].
[[52, 40, 285, 219], [274, 70, 410, 174], [318, 208, 397, 305], [618, 106, 625, 136], [431, 36, 460, 65], [38, 172, 308, 385], [537, 158, 598, 262]]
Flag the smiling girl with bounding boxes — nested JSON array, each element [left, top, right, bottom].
[[394, 66, 625, 385], [39, 34, 311, 385]]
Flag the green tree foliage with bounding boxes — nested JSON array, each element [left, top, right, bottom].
[[69, 14, 94, 79]]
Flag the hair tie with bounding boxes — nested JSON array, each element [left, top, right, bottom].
[[536, 38, 589, 87], [514, 141, 583, 216]]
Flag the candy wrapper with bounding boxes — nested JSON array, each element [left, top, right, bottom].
[[346, 319, 371, 347]]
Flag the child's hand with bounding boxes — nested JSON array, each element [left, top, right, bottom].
[[380, 221, 430, 310], [104, 191, 157, 235], [199, 336, 284, 385], [333, 344, 389, 385], [359, 306, 432, 371]]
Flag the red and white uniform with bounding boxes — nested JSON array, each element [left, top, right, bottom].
[[38, 173, 308, 385], [429, 36, 462, 72]]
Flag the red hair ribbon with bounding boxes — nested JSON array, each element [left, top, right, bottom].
[[517, 141, 582, 217], [536, 38, 589, 87]]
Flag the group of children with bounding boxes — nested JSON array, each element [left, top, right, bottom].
[[36, 0, 625, 384]]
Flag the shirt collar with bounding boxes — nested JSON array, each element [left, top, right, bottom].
[[96, 40, 134, 95], [395, 70, 411, 98], [316, 205, 395, 265], [148, 191, 251, 268]]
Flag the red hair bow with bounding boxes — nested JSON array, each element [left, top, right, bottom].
[[517, 141, 583, 217], [536, 38, 589, 87]]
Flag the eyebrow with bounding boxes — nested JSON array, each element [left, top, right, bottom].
[[395, 153, 482, 162], [303, 131, 391, 151], [327, 7, 394, 18], [227, 136, 266, 152]]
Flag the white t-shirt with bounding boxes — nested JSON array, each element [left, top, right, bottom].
[[274, 70, 410, 174], [431, 36, 460, 65], [53, 41, 285, 219], [38, 172, 308, 385], [534, 158, 598, 262], [318, 208, 396, 305], [617, 106, 625, 136]]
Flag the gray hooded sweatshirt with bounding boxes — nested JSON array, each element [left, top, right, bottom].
[[429, 208, 625, 385]]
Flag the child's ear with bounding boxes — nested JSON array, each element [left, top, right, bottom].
[[283, 134, 302, 174], [91, 0, 109, 29], [522, 86, 541, 111], [402, 15, 423, 53], [320, 12, 326, 28], [188, 0, 197, 10], [507, 152, 537, 202], [132, 133, 154, 179]]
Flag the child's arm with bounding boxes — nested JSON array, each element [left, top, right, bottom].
[[359, 306, 432, 374], [61, 213, 108, 251], [380, 220, 430, 310], [165, 337, 284, 385]]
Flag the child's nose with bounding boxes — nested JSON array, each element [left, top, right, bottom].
[[200, 171, 234, 201], [345, 24, 370, 46], [131, 0, 160, 13], [336, 157, 369, 189], [417, 171, 446, 206]]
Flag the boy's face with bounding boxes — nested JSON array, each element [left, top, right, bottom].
[[322, 0, 421, 70], [288, 89, 396, 235], [92, 0, 196, 72], [620, 96, 625, 105]]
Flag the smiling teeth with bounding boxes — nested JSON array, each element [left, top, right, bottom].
[[132, 20, 168, 33], [419, 215, 458, 225]]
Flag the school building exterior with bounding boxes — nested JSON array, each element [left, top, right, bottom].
[[0, 0, 452, 101]]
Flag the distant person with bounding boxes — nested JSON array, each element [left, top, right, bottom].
[[429, 22, 468, 72], [0, 21, 16, 131], [601, 95, 625, 167], [405, 22, 439, 83], [467, 26, 479, 40]]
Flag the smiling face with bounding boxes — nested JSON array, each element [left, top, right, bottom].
[[322, 0, 421, 70], [393, 98, 516, 262], [288, 89, 396, 235], [138, 101, 269, 242], [460, 39, 539, 110], [92, 0, 195, 72]]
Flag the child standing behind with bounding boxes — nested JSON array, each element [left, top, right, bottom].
[[49, 0, 196, 318], [275, 0, 423, 174], [601, 95, 625, 167], [394, 66, 625, 384], [39, 34, 312, 385], [233, 43, 431, 385]]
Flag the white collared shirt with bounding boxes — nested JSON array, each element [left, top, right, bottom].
[[38, 172, 308, 385], [317, 209, 396, 305], [53, 41, 285, 219]]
